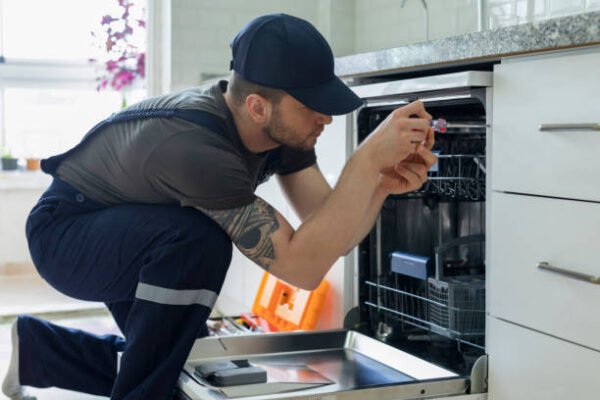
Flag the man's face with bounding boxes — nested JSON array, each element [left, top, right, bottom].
[[262, 95, 332, 151]]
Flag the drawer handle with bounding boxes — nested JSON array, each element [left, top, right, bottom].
[[539, 123, 600, 131], [537, 262, 600, 285]]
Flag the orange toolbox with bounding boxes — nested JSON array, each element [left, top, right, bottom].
[[250, 272, 329, 332]]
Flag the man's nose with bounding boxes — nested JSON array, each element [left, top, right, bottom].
[[315, 113, 333, 125]]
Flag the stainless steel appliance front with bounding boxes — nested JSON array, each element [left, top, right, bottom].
[[177, 330, 470, 400]]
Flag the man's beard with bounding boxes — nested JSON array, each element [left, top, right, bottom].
[[262, 109, 316, 151]]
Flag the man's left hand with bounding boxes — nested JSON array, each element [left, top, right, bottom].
[[377, 127, 437, 195]]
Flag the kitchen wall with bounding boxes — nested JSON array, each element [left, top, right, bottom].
[[161, 0, 600, 92], [0, 174, 52, 273], [168, 0, 322, 91], [354, 0, 479, 53], [354, 0, 600, 53], [485, 0, 600, 28], [0, 190, 36, 270]]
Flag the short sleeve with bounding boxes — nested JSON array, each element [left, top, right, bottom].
[[145, 130, 255, 210], [275, 147, 317, 175]]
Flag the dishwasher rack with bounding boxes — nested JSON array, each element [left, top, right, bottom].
[[360, 115, 487, 355]]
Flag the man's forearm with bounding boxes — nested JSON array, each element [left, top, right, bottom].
[[344, 186, 388, 254], [284, 145, 381, 288]]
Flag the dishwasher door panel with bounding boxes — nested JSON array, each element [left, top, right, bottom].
[[177, 330, 478, 400]]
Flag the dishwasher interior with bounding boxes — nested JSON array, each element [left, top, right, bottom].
[[355, 95, 488, 377]]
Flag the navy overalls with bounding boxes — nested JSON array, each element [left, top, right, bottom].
[[19, 108, 234, 399]]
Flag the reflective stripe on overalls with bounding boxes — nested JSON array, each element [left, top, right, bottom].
[[20, 107, 234, 400]]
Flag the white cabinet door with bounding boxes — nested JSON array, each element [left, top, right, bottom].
[[487, 317, 600, 400], [489, 192, 600, 351], [492, 49, 600, 202]]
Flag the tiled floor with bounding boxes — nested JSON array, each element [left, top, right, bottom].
[[0, 274, 118, 399]]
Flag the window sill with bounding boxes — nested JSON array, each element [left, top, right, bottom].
[[0, 170, 52, 191]]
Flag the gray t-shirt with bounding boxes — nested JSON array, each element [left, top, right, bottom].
[[56, 81, 316, 210]]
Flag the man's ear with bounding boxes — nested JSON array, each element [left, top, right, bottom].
[[245, 94, 272, 124]]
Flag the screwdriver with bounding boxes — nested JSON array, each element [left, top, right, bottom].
[[431, 118, 490, 132], [430, 118, 447, 133], [411, 118, 447, 144], [411, 118, 488, 143]]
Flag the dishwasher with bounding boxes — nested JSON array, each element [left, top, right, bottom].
[[176, 71, 493, 400]]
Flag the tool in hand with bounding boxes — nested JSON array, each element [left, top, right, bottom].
[[430, 118, 447, 133]]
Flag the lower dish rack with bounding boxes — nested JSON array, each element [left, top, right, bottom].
[[364, 234, 486, 351]]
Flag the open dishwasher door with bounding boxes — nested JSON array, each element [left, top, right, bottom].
[[176, 330, 486, 400]]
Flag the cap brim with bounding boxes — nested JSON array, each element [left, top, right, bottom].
[[286, 77, 364, 116]]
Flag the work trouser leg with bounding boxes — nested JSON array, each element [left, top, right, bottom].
[[105, 300, 209, 340], [106, 301, 133, 333], [16, 315, 125, 396], [24, 179, 233, 400]]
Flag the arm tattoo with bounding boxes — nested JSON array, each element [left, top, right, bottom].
[[197, 198, 280, 270]]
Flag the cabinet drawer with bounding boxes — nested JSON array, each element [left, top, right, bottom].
[[487, 317, 600, 400], [492, 49, 600, 202], [489, 192, 600, 350]]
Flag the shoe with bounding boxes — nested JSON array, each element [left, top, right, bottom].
[[2, 320, 37, 400]]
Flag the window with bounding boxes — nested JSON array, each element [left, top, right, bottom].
[[0, 0, 146, 159]]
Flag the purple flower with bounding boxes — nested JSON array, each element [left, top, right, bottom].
[[105, 60, 119, 71], [105, 39, 116, 52], [136, 53, 145, 78], [96, 78, 109, 91], [101, 15, 115, 25], [92, 0, 146, 92], [111, 70, 136, 91]]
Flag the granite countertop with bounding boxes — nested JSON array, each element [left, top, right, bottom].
[[335, 11, 600, 78]]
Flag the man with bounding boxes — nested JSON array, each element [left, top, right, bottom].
[[2, 13, 436, 400]]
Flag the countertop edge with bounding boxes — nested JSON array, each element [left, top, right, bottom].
[[335, 11, 600, 78]]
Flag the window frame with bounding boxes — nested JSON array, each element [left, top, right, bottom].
[[0, 0, 151, 151]]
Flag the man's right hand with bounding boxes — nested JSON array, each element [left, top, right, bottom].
[[360, 100, 432, 171]]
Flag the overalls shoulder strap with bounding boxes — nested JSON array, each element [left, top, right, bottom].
[[41, 107, 226, 175]]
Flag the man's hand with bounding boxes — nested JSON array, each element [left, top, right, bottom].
[[360, 100, 432, 171], [377, 126, 437, 195]]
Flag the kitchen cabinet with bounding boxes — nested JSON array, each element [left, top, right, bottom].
[[487, 317, 600, 400], [489, 192, 600, 351], [492, 48, 600, 202], [488, 46, 600, 399]]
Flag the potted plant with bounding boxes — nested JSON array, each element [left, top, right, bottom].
[[26, 157, 41, 171], [1, 149, 19, 171]]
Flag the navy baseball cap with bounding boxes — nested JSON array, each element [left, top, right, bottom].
[[230, 13, 364, 116]]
